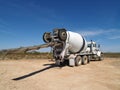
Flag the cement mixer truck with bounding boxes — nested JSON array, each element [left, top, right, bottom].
[[0, 28, 103, 66], [43, 28, 104, 66]]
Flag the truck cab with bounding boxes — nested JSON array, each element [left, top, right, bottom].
[[86, 41, 103, 60]]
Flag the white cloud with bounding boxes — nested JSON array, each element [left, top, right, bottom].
[[0, 29, 15, 36], [75, 29, 120, 41], [102, 45, 120, 52], [108, 36, 120, 39], [79, 30, 103, 36]]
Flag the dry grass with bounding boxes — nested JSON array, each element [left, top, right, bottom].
[[0, 52, 53, 60], [104, 53, 120, 58], [0, 52, 120, 60]]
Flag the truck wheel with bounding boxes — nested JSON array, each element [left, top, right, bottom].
[[43, 32, 52, 43], [82, 56, 88, 65], [87, 56, 91, 63], [99, 53, 104, 61], [58, 29, 67, 41], [75, 55, 82, 66], [55, 60, 61, 66]]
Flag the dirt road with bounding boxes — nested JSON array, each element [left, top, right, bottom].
[[0, 58, 120, 90]]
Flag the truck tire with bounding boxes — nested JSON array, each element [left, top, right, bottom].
[[82, 56, 88, 65], [58, 29, 67, 41], [75, 55, 82, 66], [87, 55, 91, 63], [99, 53, 104, 61], [55, 60, 61, 66], [43, 32, 52, 43]]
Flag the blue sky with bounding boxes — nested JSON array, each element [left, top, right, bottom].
[[0, 0, 120, 52]]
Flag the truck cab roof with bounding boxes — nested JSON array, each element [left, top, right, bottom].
[[87, 41, 96, 44]]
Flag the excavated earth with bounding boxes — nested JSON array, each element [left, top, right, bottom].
[[0, 58, 120, 90]]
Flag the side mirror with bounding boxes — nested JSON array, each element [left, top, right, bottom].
[[98, 44, 100, 48]]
